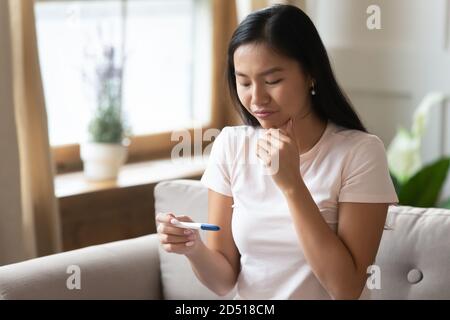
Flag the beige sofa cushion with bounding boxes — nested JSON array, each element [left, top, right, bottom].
[[371, 205, 450, 299], [0, 235, 162, 299], [154, 179, 236, 300]]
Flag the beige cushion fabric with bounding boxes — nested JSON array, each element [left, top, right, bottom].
[[371, 205, 450, 299], [154, 179, 236, 299], [0, 235, 161, 300]]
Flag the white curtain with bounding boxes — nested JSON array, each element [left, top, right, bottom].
[[0, 0, 62, 265]]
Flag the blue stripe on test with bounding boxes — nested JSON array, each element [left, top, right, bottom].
[[200, 223, 220, 231]]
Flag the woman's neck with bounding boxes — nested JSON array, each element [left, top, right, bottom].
[[294, 113, 328, 155]]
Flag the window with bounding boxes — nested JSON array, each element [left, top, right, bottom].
[[35, 0, 212, 171]]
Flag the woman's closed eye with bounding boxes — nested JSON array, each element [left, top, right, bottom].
[[265, 79, 283, 85], [238, 79, 283, 87]]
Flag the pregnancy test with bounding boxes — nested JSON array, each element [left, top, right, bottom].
[[171, 219, 220, 231]]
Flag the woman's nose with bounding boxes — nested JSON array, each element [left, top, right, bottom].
[[251, 84, 270, 106]]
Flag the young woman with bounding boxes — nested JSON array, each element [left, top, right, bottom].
[[156, 4, 398, 300]]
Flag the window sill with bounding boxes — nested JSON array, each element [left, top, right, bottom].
[[55, 155, 208, 198]]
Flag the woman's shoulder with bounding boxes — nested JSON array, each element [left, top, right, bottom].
[[328, 121, 384, 148], [323, 121, 387, 162], [317, 123, 388, 179]]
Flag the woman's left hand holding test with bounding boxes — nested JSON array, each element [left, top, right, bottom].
[[156, 212, 202, 255]]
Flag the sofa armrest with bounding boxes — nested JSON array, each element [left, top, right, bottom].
[[0, 234, 162, 300]]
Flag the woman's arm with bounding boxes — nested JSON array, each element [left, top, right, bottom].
[[283, 183, 388, 300], [257, 120, 389, 299], [185, 189, 240, 296]]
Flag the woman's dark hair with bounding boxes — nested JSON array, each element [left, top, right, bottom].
[[226, 4, 367, 132]]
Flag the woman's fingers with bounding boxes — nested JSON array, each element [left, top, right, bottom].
[[266, 129, 290, 143], [257, 135, 280, 159], [174, 215, 194, 222], [156, 212, 194, 224], [257, 138, 271, 153], [256, 144, 271, 167], [159, 233, 196, 244], [156, 212, 176, 224], [156, 212, 200, 253], [158, 223, 194, 236], [157, 213, 197, 235], [162, 242, 195, 253]]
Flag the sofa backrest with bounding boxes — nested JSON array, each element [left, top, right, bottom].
[[154, 179, 450, 300], [154, 179, 236, 299], [372, 205, 450, 299], [0, 234, 162, 299]]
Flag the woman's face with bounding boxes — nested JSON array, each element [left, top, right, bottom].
[[234, 42, 312, 129]]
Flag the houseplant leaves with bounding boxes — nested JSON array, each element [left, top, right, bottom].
[[398, 157, 450, 208]]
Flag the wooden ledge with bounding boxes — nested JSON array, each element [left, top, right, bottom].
[[55, 155, 208, 198]]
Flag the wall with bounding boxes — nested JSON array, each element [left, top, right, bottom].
[[307, 0, 450, 201]]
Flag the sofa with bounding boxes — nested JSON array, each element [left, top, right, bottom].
[[1, 179, 449, 299]]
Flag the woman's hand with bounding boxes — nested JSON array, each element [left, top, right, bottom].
[[256, 118, 303, 193], [156, 212, 202, 255]]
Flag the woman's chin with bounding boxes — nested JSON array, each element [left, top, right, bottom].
[[258, 121, 275, 129], [258, 119, 286, 129]]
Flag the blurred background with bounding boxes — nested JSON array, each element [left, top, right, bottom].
[[1, 0, 449, 265]]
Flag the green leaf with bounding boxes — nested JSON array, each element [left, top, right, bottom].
[[88, 103, 130, 144], [398, 157, 450, 208]]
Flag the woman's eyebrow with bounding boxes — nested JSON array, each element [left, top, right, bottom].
[[235, 67, 284, 77]]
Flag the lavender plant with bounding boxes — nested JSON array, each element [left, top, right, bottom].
[[87, 45, 130, 144]]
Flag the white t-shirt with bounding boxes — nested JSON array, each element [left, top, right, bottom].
[[200, 120, 399, 299]]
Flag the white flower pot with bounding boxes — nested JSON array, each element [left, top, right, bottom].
[[80, 142, 128, 181]]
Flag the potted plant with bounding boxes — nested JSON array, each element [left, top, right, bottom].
[[387, 92, 450, 208], [80, 45, 131, 181]]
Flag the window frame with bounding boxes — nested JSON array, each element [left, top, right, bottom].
[[36, 0, 222, 174], [52, 125, 222, 173]]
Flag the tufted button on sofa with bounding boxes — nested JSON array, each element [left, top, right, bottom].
[[407, 269, 423, 284]]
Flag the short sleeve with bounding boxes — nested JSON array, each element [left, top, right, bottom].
[[338, 136, 399, 204], [200, 127, 234, 197]]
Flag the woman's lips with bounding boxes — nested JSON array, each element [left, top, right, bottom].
[[254, 111, 277, 119]]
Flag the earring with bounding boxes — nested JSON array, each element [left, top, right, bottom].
[[311, 83, 316, 96]]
